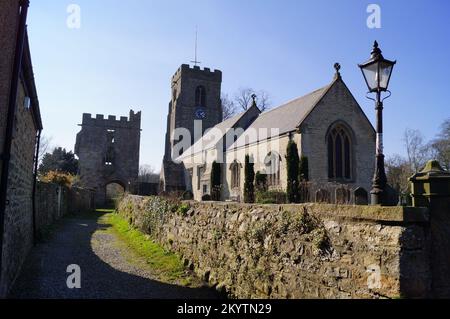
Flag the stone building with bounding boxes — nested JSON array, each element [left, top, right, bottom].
[[75, 110, 141, 206], [0, 0, 43, 297], [160, 64, 223, 192], [168, 64, 375, 202]]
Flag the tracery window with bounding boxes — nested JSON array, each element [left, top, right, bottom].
[[327, 124, 352, 180], [265, 152, 281, 187]]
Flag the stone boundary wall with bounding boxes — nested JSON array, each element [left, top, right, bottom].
[[1, 181, 95, 297], [35, 182, 95, 233], [117, 195, 432, 299]]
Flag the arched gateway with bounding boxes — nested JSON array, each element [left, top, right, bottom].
[[75, 110, 141, 206]]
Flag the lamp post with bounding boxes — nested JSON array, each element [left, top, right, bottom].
[[358, 41, 396, 205]]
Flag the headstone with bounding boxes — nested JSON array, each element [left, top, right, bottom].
[[299, 182, 310, 203], [315, 189, 330, 203], [336, 187, 351, 204], [354, 187, 368, 205]]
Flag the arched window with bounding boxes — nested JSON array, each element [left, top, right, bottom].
[[327, 124, 352, 180], [230, 161, 241, 189], [195, 86, 206, 107], [265, 152, 281, 187]]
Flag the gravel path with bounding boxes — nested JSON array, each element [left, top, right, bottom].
[[9, 213, 220, 299]]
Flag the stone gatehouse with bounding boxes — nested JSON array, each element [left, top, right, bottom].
[[75, 110, 141, 206]]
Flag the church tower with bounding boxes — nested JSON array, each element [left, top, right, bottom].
[[161, 64, 223, 191]]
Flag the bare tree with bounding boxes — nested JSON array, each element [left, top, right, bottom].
[[403, 128, 429, 173], [234, 87, 272, 112], [138, 164, 159, 183], [385, 154, 413, 193], [429, 118, 450, 170], [221, 93, 236, 120], [38, 135, 52, 165]]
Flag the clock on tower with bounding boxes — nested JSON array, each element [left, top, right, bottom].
[[195, 108, 206, 119]]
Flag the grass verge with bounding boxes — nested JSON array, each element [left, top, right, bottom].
[[102, 211, 193, 286]]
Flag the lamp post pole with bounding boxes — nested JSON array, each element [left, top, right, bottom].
[[371, 90, 387, 205], [359, 41, 396, 206]]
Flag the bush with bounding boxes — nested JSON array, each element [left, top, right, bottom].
[[299, 156, 309, 181], [256, 190, 287, 204], [286, 140, 300, 203], [244, 155, 255, 203], [177, 203, 190, 216], [39, 170, 75, 187], [201, 194, 212, 201], [182, 190, 194, 200]]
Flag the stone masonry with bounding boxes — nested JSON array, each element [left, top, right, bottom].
[[75, 110, 141, 206], [0, 0, 44, 297], [118, 195, 437, 299], [160, 65, 222, 192]]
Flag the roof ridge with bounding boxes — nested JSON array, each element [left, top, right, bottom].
[[259, 82, 333, 117], [294, 77, 340, 128], [178, 104, 257, 159]]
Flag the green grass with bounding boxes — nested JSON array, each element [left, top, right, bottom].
[[102, 212, 192, 285]]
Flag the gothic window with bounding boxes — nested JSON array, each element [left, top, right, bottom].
[[265, 152, 281, 187], [327, 124, 352, 180], [107, 129, 115, 144], [230, 161, 241, 189], [195, 85, 206, 107]]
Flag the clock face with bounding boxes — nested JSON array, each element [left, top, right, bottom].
[[195, 108, 206, 120]]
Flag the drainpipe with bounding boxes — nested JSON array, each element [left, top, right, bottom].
[[31, 129, 41, 244], [0, 0, 30, 285]]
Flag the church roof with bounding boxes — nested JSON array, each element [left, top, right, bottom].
[[229, 79, 335, 149], [176, 109, 250, 160]]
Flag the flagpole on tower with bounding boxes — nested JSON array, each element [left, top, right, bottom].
[[191, 25, 201, 66]]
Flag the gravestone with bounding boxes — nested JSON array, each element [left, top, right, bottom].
[[354, 187, 369, 205], [336, 187, 351, 204], [315, 189, 330, 203]]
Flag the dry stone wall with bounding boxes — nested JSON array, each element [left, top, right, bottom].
[[35, 182, 95, 234], [1, 181, 94, 297], [118, 195, 432, 299]]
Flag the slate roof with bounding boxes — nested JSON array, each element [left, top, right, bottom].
[[177, 110, 248, 160], [229, 80, 335, 149], [178, 77, 340, 159]]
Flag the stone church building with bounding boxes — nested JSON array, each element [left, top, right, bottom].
[[160, 64, 375, 202]]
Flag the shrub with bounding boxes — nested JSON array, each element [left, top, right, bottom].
[[177, 203, 190, 216], [286, 140, 300, 203], [299, 156, 309, 182], [39, 170, 75, 187], [201, 194, 212, 201], [159, 191, 184, 200], [182, 190, 194, 200], [244, 155, 255, 203], [294, 209, 317, 234], [256, 190, 287, 204], [211, 161, 222, 201]]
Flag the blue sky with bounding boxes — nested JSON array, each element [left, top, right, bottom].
[[27, 0, 450, 170]]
